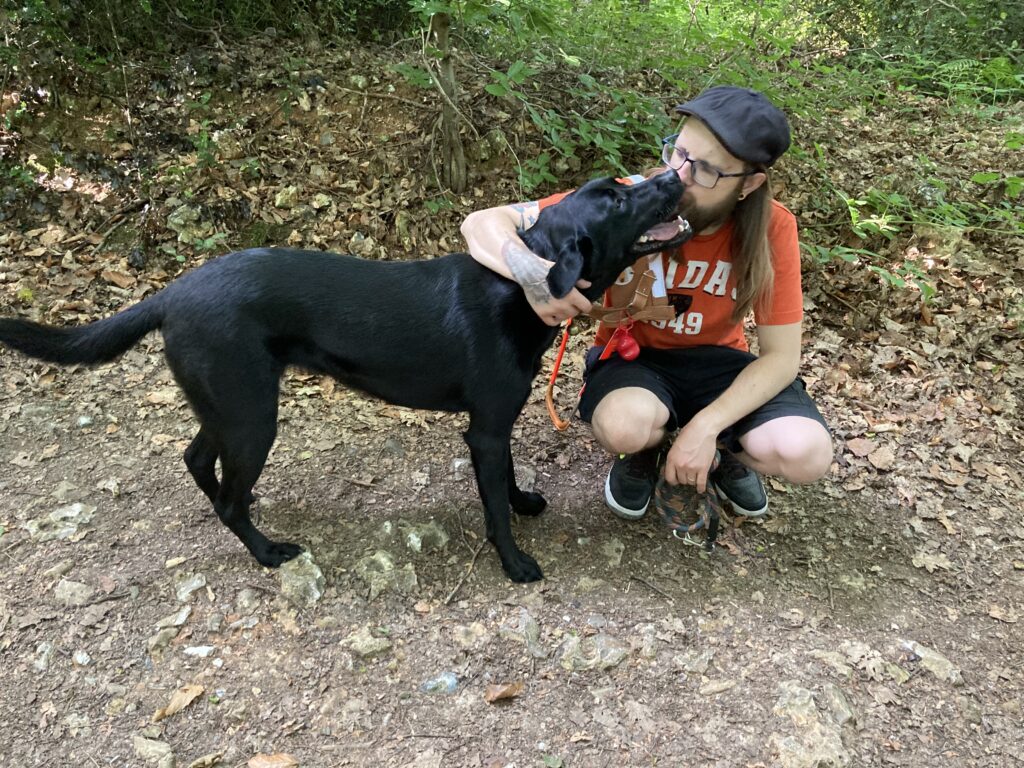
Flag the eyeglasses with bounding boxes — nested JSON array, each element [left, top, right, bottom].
[[660, 134, 757, 189]]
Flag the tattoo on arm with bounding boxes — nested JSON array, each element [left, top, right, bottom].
[[503, 240, 552, 305], [510, 202, 539, 231]]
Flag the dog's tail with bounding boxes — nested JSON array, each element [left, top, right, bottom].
[[0, 295, 165, 366]]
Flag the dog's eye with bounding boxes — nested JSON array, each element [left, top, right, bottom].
[[604, 189, 625, 207]]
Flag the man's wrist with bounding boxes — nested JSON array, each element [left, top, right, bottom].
[[689, 409, 728, 438], [503, 240, 553, 305]]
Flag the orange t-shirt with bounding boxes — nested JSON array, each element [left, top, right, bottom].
[[537, 188, 802, 353]]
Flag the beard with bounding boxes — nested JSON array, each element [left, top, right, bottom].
[[676, 186, 742, 235]]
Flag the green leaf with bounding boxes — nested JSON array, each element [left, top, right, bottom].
[[484, 83, 508, 98], [392, 63, 433, 89], [559, 50, 582, 67], [507, 60, 534, 84], [970, 172, 1002, 184]]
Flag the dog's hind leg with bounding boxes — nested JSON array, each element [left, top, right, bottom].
[[169, 345, 300, 567], [183, 428, 220, 503], [465, 411, 542, 582], [183, 427, 256, 507], [214, 414, 302, 568], [508, 451, 546, 516]]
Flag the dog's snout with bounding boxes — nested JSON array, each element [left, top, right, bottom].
[[640, 169, 684, 211], [655, 168, 683, 192]]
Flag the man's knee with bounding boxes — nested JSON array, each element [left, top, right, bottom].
[[777, 434, 832, 483], [590, 388, 669, 455], [593, 418, 653, 455], [742, 418, 832, 483]]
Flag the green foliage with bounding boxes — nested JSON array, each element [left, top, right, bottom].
[[410, 0, 556, 39], [195, 232, 229, 251], [481, 60, 671, 191], [814, 169, 1023, 300], [424, 197, 455, 214], [184, 93, 220, 169], [4, 0, 417, 55], [393, 63, 434, 89], [809, 0, 1021, 64], [6, 164, 34, 187]]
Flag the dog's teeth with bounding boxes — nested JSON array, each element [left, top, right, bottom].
[[638, 235, 649, 243]]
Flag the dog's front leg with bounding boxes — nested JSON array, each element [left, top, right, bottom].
[[464, 418, 542, 583], [508, 451, 547, 516]]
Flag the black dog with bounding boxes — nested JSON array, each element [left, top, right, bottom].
[[0, 171, 687, 582]]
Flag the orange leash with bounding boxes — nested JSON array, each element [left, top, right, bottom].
[[545, 320, 574, 431], [545, 317, 639, 431]]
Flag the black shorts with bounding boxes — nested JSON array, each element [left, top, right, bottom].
[[577, 345, 829, 452]]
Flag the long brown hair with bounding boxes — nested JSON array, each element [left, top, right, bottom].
[[729, 169, 774, 323]]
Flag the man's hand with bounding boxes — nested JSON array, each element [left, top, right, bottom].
[[504, 240, 592, 326], [528, 283, 593, 326], [663, 417, 720, 493]]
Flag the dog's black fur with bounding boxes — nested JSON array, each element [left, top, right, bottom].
[[0, 171, 686, 582]]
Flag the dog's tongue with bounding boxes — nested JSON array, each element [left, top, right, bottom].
[[643, 219, 685, 241]]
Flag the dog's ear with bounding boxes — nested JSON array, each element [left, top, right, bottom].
[[546, 236, 591, 298]]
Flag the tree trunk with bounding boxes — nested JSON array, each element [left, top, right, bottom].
[[429, 13, 467, 193]]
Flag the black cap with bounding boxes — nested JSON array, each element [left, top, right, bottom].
[[675, 86, 791, 167]]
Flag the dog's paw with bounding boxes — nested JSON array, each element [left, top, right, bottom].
[[503, 551, 543, 583], [512, 490, 547, 517], [256, 541, 304, 568]]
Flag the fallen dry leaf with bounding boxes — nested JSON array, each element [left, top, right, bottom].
[[929, 464, 968, 487], [988, 605, 1018, 624], [101, 269, 137, 289], [146, 389, 178, 405], [152, 683, 204, 722], [868, 446, 896, 471], [846, 437, 874, 458], [187, 753, 224, 768], [871, 685, 900, 706], [248, 755, 299, 768], [484, 681, 525, 703], [912, 551, 953, 573]]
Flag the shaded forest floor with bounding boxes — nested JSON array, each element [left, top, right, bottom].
[[0, 35, 1022, 768]]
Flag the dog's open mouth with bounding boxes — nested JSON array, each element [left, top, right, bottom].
[[630, 216, 694, 256]]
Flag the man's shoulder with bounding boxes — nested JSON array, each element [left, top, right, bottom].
[[768, 199, 798, 237], [769, 198, 796, 221]]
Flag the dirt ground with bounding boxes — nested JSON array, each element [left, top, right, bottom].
[[1, 36, 1023, 768]]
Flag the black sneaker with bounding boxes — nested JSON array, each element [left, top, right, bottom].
[[604, 447, 661, 520], [710, 450, 768, 517]]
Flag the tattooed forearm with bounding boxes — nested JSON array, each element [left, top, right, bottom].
[[503, 240, 552, 305]]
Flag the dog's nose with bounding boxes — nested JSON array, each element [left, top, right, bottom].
[[656, 167, 683, 187]]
